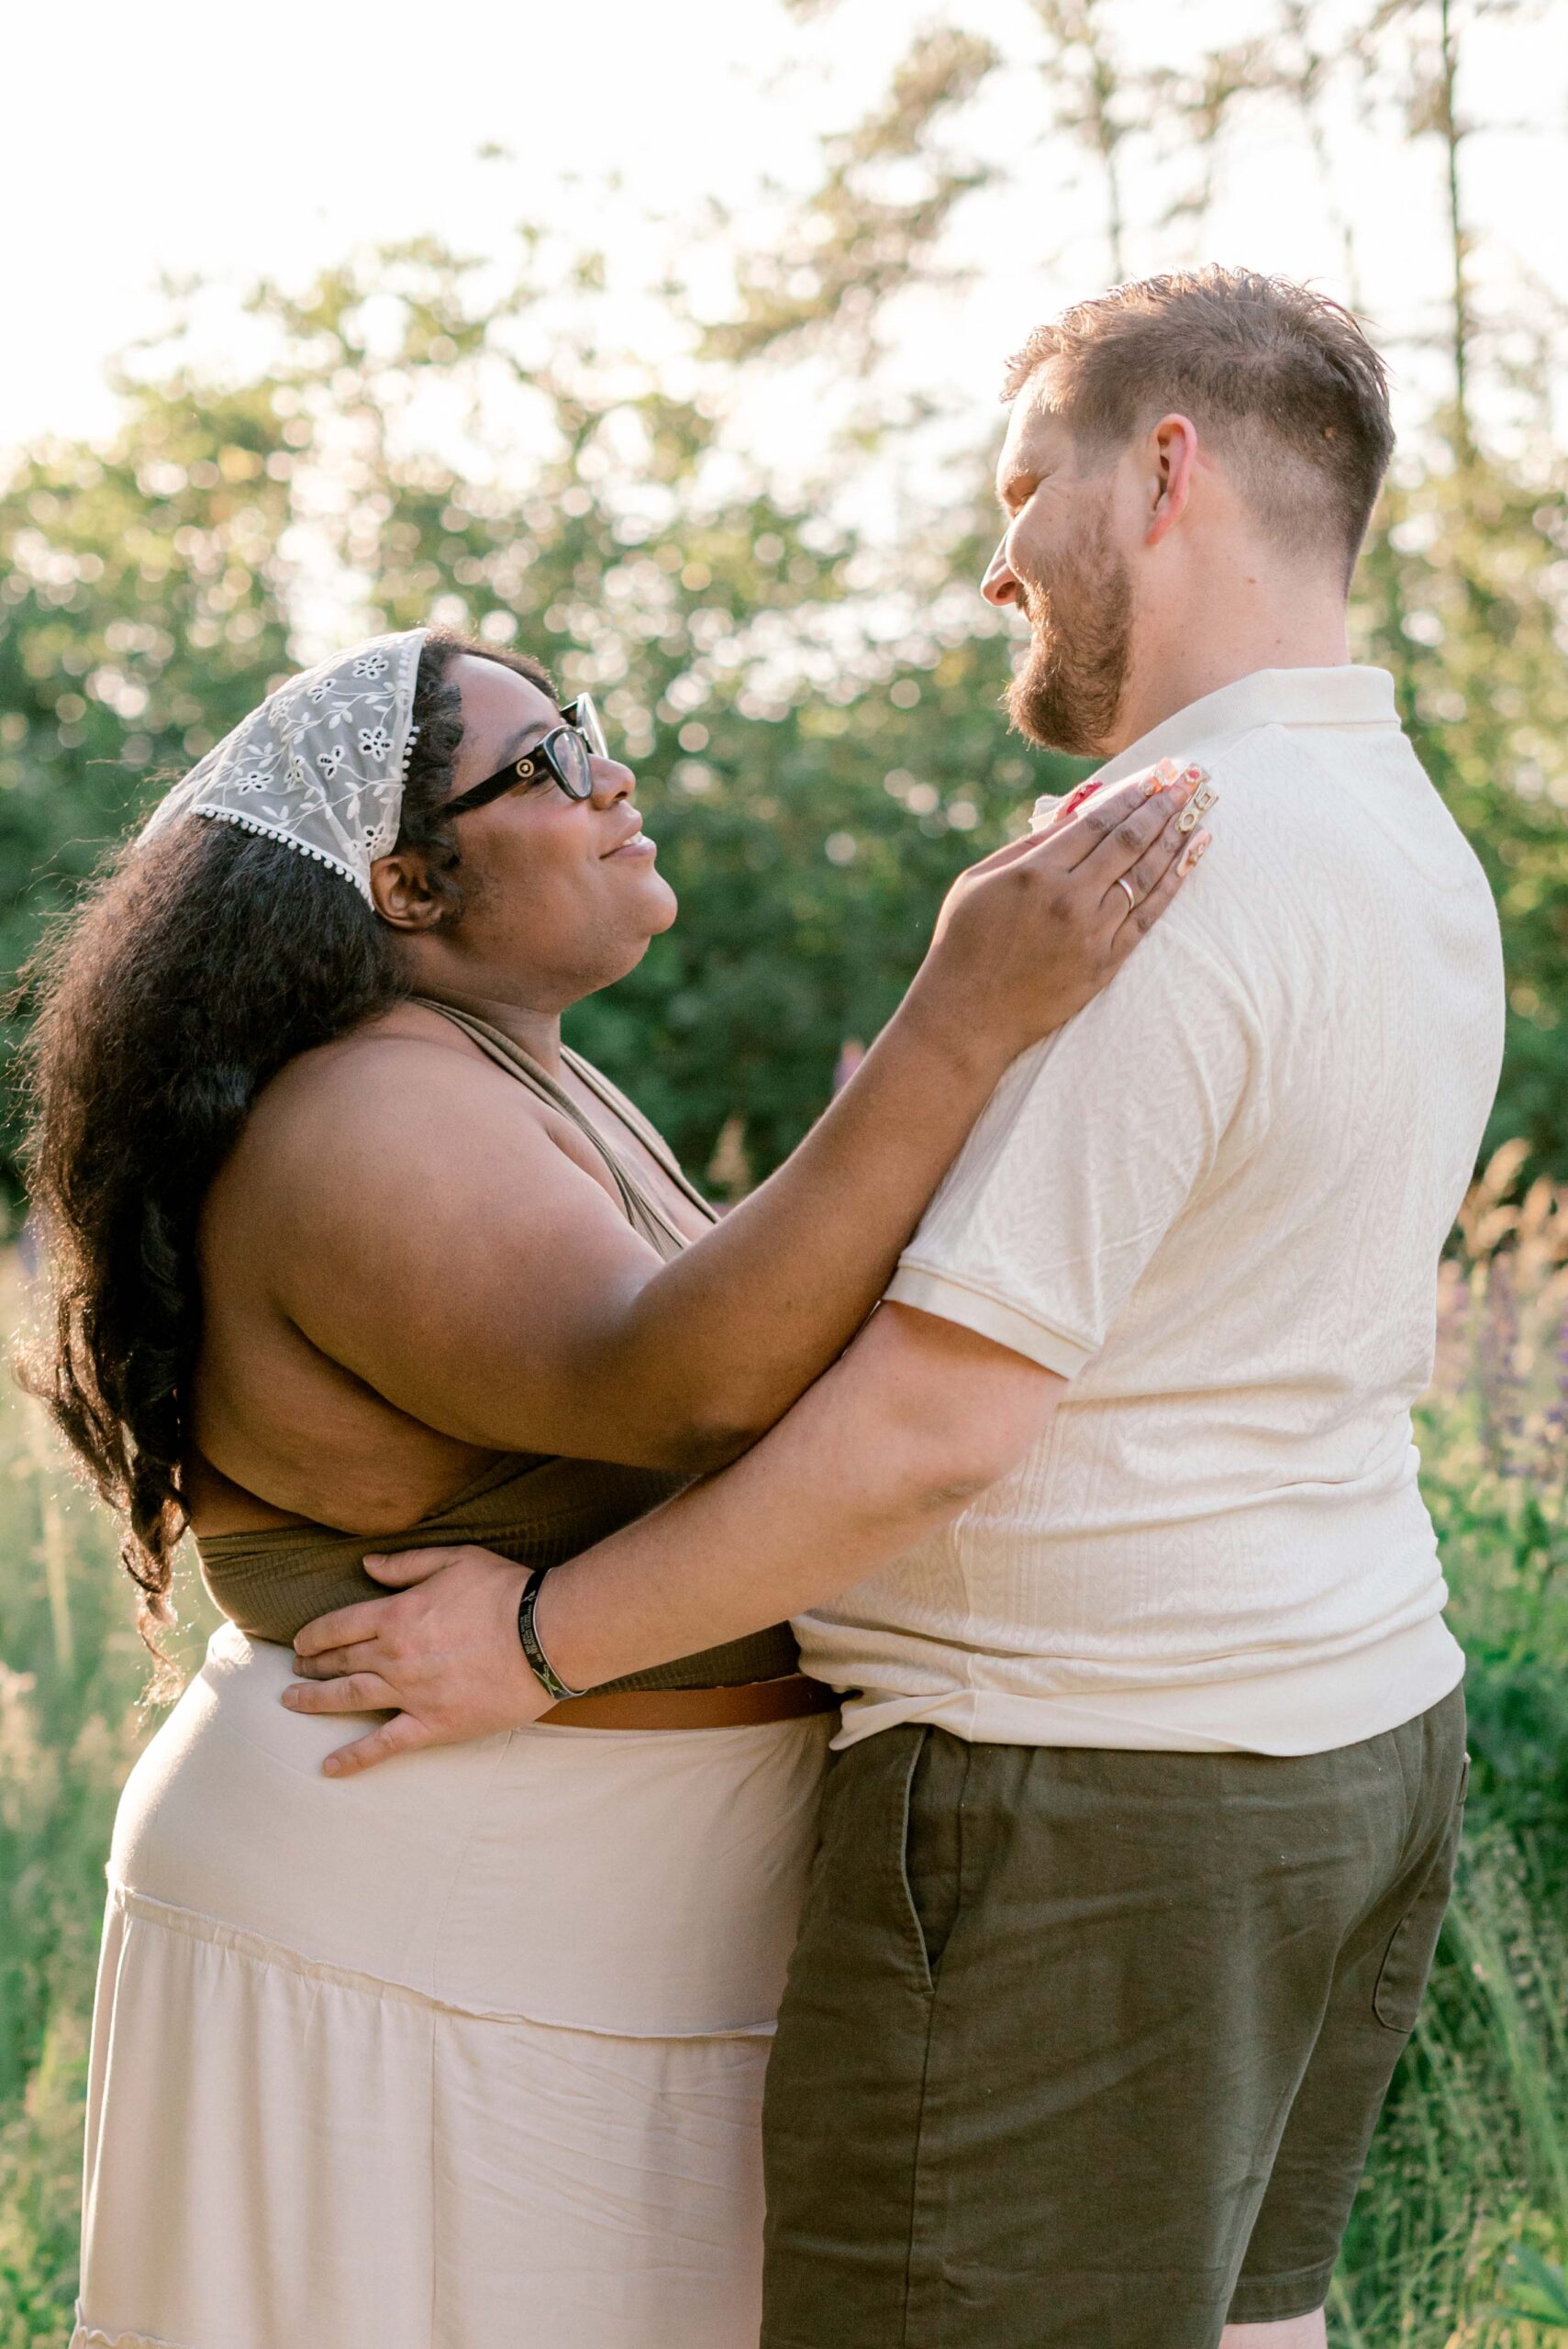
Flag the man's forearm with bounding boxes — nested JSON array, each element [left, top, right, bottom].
[[284, 1308, 1062, 1776], [539, 1303, 1062, 1689]]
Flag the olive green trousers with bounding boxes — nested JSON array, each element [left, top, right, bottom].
[[762, 1688, 1467, 2349]]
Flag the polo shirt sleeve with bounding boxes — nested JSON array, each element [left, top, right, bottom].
[[884, 925, 1264, 1375]]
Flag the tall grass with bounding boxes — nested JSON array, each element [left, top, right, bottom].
[[1333, 1152, 1568, 2348], [0, 1257, 214, 2347], [0, 1159, 1564, 2346]]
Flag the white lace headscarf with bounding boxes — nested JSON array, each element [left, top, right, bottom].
[[143, 629, 428, 903]]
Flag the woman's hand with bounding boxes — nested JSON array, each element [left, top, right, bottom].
[[905, 758, 1214, 1064], [283, 1546, 550, 1776]]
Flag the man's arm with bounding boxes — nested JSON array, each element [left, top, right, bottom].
[[284, 1303, 1063, 1774]]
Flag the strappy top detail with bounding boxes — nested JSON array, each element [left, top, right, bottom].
[[418, 1000, 717, 1261], [197, 1004, 800, 1694]]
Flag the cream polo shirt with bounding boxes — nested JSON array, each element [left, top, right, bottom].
[[797, 666, 1506, 1755]]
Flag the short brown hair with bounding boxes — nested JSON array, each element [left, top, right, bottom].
[[1004, 267, 1394, 574]]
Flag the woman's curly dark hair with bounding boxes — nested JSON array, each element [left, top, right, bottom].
[[17, 629, 550, 1679]]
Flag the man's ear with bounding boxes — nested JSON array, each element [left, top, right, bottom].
[[1145, 412, 1199, 548], [370, 851, 448, 931]]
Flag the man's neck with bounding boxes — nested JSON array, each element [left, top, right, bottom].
[[1106, 571, 1351, 756]]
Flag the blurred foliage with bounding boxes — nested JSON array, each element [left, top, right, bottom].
[[1357, 459, 1568, 1175], [1, 229, 1564, 1194], [0, 381, 296, 1173], [700, 24, 1002, 365], [1418, 1142, 1568, 1863], [3, 5, 1566, 1199], [0, 236, 1083, 1197], [0, 1265, 217, 2339], [704, 0, 1568, 1174], [1328, 1148, 1568, 2347]]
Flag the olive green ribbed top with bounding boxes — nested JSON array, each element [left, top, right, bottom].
[[196, 1001, 800, 1693]]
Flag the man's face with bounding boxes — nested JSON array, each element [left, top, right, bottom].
[[983, 378, 1133, 759]]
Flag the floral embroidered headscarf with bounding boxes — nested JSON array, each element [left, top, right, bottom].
[[143, 629, 428, 903]]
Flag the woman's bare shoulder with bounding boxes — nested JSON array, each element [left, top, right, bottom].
[[246, 1007, 515, 1148], [213, 1005, 615, 1252], [273, 999, 495, 1097]]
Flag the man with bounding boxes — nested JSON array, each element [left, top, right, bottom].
[[291, 267, 1505, 2347]]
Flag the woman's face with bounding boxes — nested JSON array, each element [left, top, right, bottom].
[[385, 653, 677, 1007]]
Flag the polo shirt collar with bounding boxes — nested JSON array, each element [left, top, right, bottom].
[[1091, 665, 1398, 790]]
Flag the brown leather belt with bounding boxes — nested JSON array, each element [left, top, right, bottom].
[[541, 1672, 840, 1731]]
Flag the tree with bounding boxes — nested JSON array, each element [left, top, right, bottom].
[[1357, 452, 1568, 1167], [0, 377, 297, 1174], [0, 238, 1077, 1206], [4, 2, 1565, 1197], [685, 0, 1568, 1176]]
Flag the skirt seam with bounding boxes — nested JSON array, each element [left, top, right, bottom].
[[105, 1877, 780, 2041]]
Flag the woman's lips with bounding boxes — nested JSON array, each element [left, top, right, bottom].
[[604, 829, 657, 860]]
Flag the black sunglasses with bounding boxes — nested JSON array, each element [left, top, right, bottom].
[[443, 695, 610, 817]]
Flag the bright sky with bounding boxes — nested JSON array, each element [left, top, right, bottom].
[[6, 0, 1564, 476]]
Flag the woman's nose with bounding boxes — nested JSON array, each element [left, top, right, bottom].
[[981, 539, 1022, 608], [589, 758, 636, 808]]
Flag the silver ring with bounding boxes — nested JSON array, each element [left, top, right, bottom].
[[1116, 875, 1138, 912]]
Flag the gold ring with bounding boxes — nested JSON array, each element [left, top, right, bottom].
[[1117, 875, 1138, 911]]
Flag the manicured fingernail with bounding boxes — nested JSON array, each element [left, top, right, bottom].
[[1190, 782, 1218, 815], [1178, 831, 1211, 874]]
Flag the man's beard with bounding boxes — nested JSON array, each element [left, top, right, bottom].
[[1004, 508, 1132, 757]]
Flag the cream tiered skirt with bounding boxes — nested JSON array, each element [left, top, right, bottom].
[[74, 1623, 832, 2349]]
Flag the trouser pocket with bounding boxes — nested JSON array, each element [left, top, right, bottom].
[[897, 1727, 968, 1987]]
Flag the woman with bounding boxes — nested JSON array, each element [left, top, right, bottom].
[[22, 624, 1205, 2349]]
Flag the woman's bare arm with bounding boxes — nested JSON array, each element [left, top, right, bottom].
[[261, 767, 1206, 1470]]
